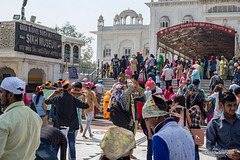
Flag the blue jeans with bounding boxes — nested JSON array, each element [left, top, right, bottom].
[[67, 130, 77, 160], [113, 67, 119, 79], [77, 108, 82, 126], [162, 80, 165, 89], [83, 111, 94, 135], [35, 141, 58, 160]]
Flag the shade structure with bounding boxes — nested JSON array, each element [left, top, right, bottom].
[[157, 22, 236, 60]]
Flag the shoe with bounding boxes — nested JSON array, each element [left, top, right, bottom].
[[90, 134, 94, 137]]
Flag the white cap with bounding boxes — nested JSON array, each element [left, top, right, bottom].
[[153, 86, 162, 95], [0, 77, 26, 94], [116, 84, 122, 89]]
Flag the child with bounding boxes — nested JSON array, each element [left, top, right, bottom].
[[109, 65, 113, 78], [156, 71, 161, 87], [235, 66, 240, 85], [103, 91, 111, 119]]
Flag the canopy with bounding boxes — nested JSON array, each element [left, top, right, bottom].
[[157, 22, 235, 60]]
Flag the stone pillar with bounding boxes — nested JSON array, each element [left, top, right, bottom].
[[70, 44, 73, 64], [131, 17, 133, 24], [22, 62, 29, 84]]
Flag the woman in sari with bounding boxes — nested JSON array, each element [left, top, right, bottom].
[[219, 56, 228, 80]]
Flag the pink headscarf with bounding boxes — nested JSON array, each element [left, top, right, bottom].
[[125, 67, 133, 77], [24, 89, 31, 105], [145, 77, 156, 91], [87, 82, 94, 88], [83, 78, 88, 83]]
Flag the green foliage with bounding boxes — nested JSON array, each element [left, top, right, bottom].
[[56, 21, 94, 66]]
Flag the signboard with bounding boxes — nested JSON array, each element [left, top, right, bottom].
[[68, 67, 78, 79], [14, 22, 62, 59], [157, 22, 236, 37]]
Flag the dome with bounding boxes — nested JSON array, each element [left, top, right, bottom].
[[160, 16, 170, 22], [183, 15, 194, 22], [119, 9, 138, 18], [114, 14, 119, 20], [98, 15, 104, 21]]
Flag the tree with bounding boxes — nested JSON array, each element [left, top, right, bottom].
[[56, 22, 95, 70]]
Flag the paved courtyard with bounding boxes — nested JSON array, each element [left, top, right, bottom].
[[61, 119, 218, 160]]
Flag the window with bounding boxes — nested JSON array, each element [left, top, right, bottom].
[[64, 44, 70, 62], [73, 46, 79, 63], [160, 16, 170, 28], [124, 48, 131, 56], [183, 15, 194, 24], [145, 48, 149, 55], [208, 5, 240, 13], [103, 49, 111, 57]]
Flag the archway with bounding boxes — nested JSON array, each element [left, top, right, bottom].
[[0, 67, 16, 83], [27, 68, 46, 92], [157, 22, 236, 60]]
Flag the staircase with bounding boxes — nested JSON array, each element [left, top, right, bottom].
[[171, 79, 232, 96], [96, 78, 117, 116]]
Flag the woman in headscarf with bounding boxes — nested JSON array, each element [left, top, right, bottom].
[[176, 60, 183, 87], [191, 67, 201, 89], [209, 56, 217, 78], [219, 56, 228, 80], [145, 77, 156, 91], [130, 54, 138, 75], [157, 55, 164, 72], [119, 68, 126, 84], [179, 72, 191, 89], [228, 59, 235, 82], [120, 79, 144, 133], [203, 56, 208, 79], [125, 66, 133, 79], [103, 91, 111, 119], [165, 86, 174, 100]]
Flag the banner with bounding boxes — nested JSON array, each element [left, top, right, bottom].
[[68, 67, 78, 79]]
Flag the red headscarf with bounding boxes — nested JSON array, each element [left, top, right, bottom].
[[165, 86, 174, 100], [210, 56, 215, 63]]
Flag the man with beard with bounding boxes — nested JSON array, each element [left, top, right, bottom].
[[0, 77, 42, 160]]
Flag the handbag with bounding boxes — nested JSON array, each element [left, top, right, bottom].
[[190, 128, 205, 146]]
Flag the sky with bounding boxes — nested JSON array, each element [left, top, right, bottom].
[[0, 0, 150, 61]]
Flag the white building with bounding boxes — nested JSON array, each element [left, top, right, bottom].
[[92, 0, 240, 62], [91, 9, 150, 63], [0, 20, 84, 91]]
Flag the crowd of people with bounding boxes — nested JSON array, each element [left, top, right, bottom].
[[1, 53, 240, 160]]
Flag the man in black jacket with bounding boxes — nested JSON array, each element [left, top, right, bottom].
[[45, 80, 89, 160], [36, 126, 67, 160]]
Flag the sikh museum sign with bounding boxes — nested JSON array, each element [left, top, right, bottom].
[[0, 21, 62, 90]]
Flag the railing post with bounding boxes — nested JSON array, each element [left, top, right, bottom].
[[101, 61, 103, 78]]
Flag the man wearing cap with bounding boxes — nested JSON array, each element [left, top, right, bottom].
[[142, 95, 196, 160], [161, 65, 174, 90], [0, 77, 42, 160], [95, 80, 105, 105]]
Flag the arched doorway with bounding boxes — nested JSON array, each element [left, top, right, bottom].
[[27, 68, 46, 92], [0, 67, 16, 83], [157, 22, 236, 60]]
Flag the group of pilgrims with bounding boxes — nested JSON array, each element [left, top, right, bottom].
[[1, 53, 240, 160]]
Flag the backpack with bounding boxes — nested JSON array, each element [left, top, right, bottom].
[[110, 101, 131, 129]]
